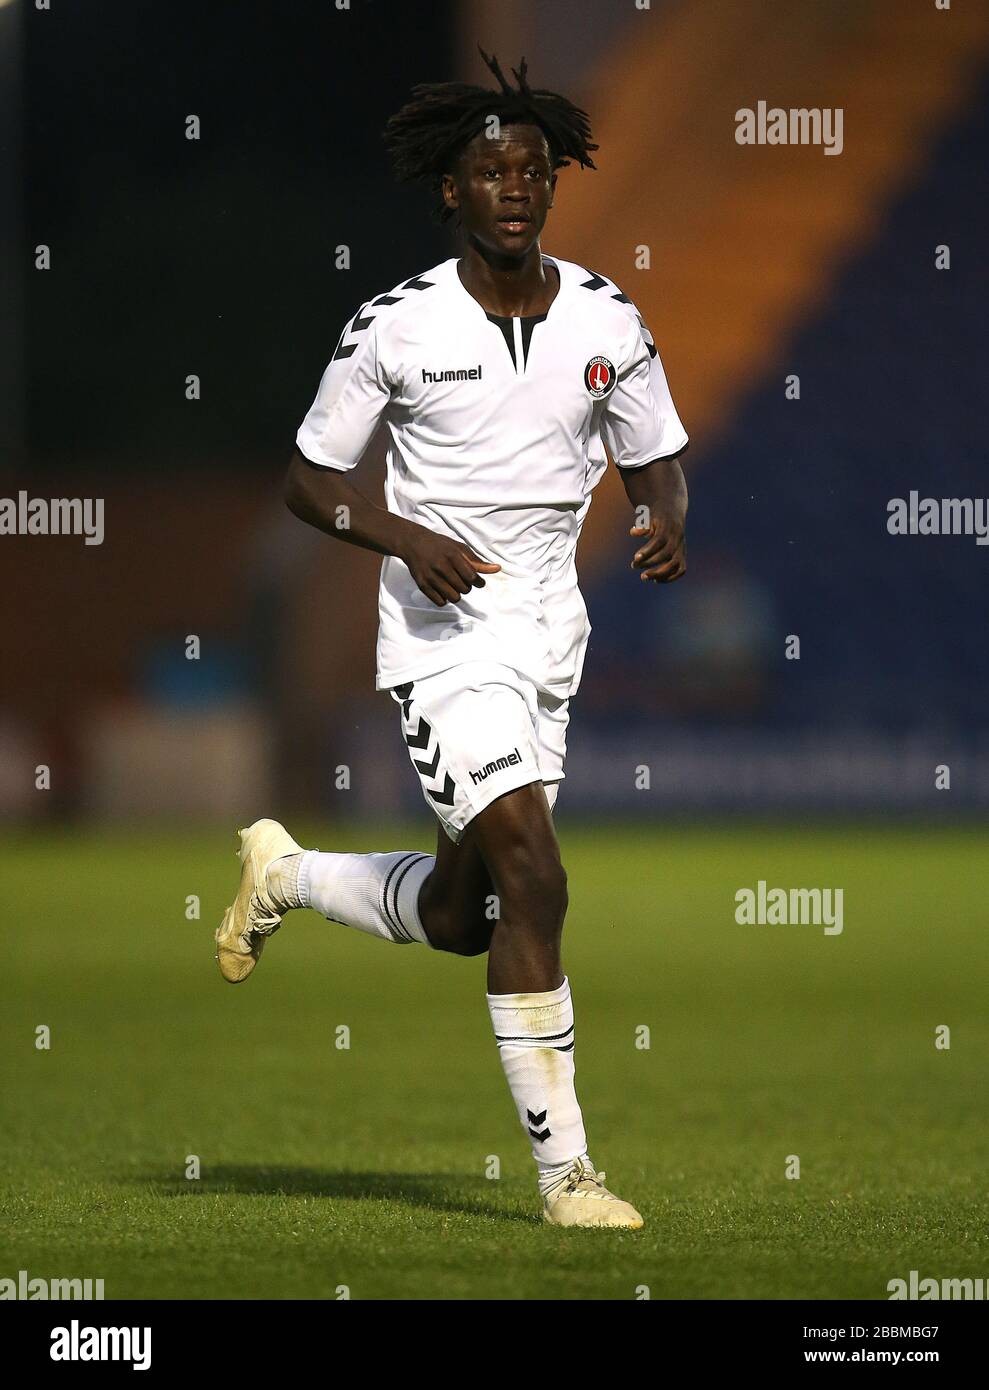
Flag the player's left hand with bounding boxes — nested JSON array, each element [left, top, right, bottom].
[[629, 516, 686, 583]]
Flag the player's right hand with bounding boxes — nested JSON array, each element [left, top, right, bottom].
[[399, 527, 501, 607]]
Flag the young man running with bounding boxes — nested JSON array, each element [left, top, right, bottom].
[[215, 53, 688, 1228]]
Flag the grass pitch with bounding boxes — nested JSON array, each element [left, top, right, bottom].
[[2, 821, 987, 1300]]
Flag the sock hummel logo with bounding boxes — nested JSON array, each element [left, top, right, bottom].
[[527, 1108, 551, 1143]]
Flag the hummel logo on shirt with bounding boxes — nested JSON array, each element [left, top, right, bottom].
[[470, 748, 523, 785], [422, 365, 482, 383]]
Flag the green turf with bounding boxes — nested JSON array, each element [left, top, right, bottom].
[[2, 821, 987, 1300]]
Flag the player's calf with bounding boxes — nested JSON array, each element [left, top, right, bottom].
[[472, 787, 643, 1228], [416, 899, 493, 956], [481, 820, 568, 993], [416, 830, 497, 956]]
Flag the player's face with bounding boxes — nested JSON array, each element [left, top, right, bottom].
[[443, 125, 556, 258]]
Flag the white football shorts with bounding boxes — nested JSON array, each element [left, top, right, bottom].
[[389, 661, 569, 842]]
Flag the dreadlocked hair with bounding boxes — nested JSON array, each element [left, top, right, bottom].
[[383, 47, 598, 221]]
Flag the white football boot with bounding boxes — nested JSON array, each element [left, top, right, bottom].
[[214, 818, 304, 983], [542, 1159, 644, 1229]]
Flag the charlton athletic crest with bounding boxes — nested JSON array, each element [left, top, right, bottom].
[[584, 355, 616, 399]]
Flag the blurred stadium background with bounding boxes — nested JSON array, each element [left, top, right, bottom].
[[2, 0, 988, 824]]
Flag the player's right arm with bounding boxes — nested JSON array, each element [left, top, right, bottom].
[[284, 450, 498, 606], [287, 303, 498, 607]]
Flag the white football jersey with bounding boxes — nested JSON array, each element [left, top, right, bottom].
[[297, 255, 688, 697]]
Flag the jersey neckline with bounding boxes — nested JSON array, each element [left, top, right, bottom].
[[450, 255, 567, 324]]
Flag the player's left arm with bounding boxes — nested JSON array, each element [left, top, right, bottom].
[[620, 452, 688, 583], [602, 305, 690, 583]]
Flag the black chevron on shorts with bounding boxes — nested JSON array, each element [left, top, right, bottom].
[[395, 685, 458, 810], [413, 745, 441, 779], [428, 773, 456, 807], [404, 717, 431, 751]]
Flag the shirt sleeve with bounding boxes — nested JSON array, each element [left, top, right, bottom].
[[600, 313, 688, 469], [295, 305, 392, 471]]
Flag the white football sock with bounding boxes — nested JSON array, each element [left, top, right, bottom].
[[487, 977, 589, 1191], [268, 850, 434, 946]]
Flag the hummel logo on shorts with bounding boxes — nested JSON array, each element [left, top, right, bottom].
[[469, 748, 522, 786]]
